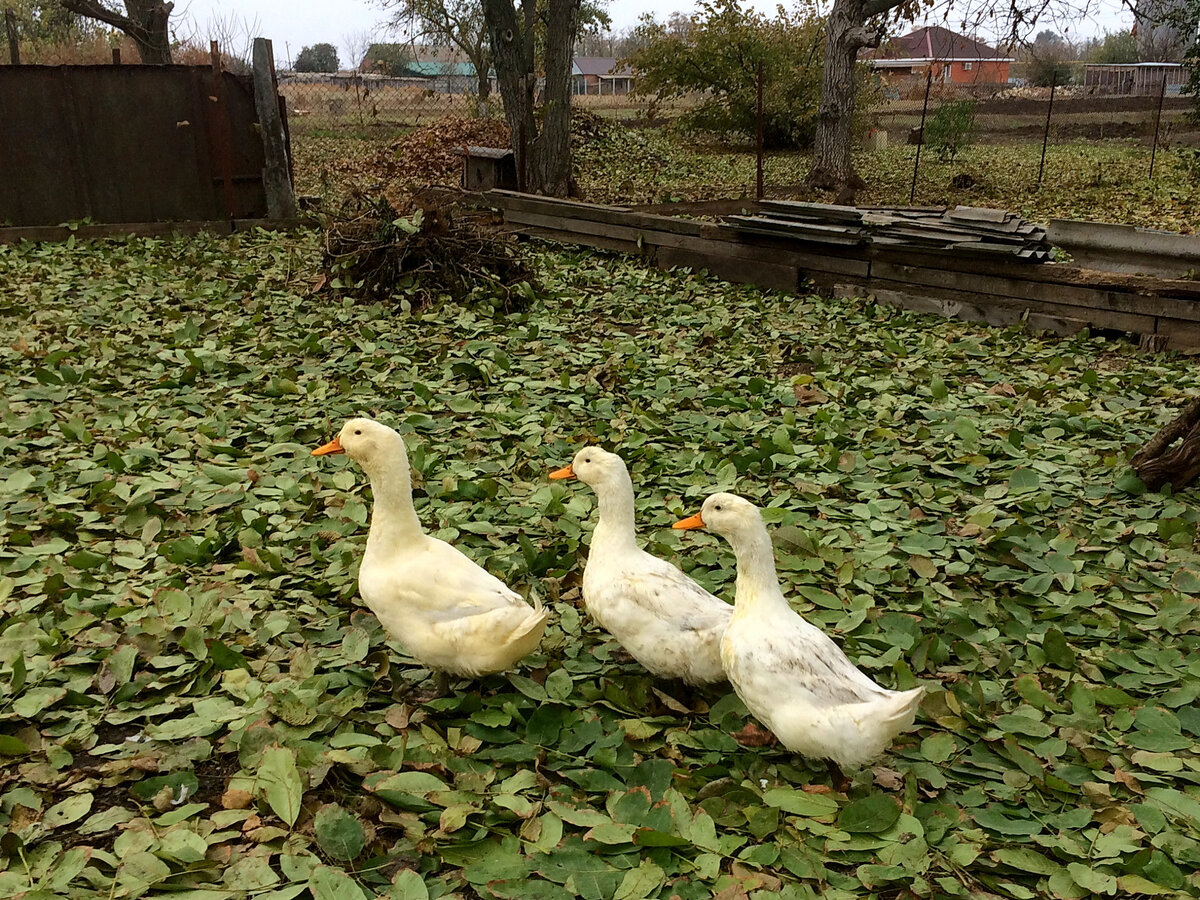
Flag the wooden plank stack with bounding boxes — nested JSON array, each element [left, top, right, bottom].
[[724, 201, 1052, 262]]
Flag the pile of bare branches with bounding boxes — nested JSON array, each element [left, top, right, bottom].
[[320, 193, 535, 312]]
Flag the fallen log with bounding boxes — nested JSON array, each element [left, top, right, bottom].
[[1131, 398, 1200, 492]]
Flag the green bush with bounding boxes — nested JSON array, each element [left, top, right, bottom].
[[925, 100, 977, 163], [625, 0, 827, 149]]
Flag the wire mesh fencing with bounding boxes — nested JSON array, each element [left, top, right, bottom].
[[279, 59, 1200, 225], [282, 71, 508, 205], [852, 73, 1197, 212]]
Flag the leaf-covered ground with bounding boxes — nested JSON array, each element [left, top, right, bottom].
[[2, 230, 1200, 900]]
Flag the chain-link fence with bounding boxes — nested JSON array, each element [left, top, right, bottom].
[[737, 67, 1199, 213], [867, 74, 1194, 208], [281, 72, 508, 204]]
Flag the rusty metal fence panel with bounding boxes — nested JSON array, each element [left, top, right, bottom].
[[0, 64, 269, 227]]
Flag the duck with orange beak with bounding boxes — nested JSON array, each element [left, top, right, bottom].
[[550, 447, 731, 685], [675, 492, 924, 775], [313, 417, 547, 694]]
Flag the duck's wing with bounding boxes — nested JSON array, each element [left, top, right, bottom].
[[363, 537, 530, 620], [747, 615, 894, 707], [620, 557, 733, 631]]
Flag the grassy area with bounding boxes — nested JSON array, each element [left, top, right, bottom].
[[2, 228, 1199, 898], [571, 128, 1200, 231]]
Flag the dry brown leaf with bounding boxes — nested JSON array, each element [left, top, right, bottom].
[[221, 789, 253, 810], [385, 706, 411, 730], [653, 688, 690, 714], [793, 383, 829, 405], [1113, 768, 1143, 795], [873, 767, 905, 790], [731, 721, 777, 747]]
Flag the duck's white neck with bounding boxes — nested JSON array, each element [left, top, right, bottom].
[[590, 471, 638, 554], [361, 435, 423, 552], [728, 522, 789, 614]]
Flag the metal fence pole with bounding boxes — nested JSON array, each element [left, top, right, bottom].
[[5, 9, 19, 65], [755, 61, 764, 200], [910, 69, 933, 204], [111, 47, 121, 65], [1037, 72, 1056, 187], [1150, 75, 1168, 179]]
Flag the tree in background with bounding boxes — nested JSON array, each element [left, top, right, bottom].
[[294, 42, 341, 72], [57, 0, 173, 63], [1026, 29, 1074, 85], [805, 0, 1107, 195], [5, 0, 83, 43], [1136, 0, 1192, 61], [627, 0, 826, 149], [360, 42, 416, 74], [483, 0, 582, 196], [1084, 29, 1139, 63], [378, 0, 493, 104], [1164, 0, 1200, 112]]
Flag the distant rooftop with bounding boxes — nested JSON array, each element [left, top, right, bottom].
[[874, 26, 1005, 62], [573, 56, 633, 77]]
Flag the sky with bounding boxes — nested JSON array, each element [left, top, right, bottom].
[[172, 0, 1135, 69]]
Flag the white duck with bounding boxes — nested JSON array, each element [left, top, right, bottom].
[[550, 447, 731, 685], [675, 493, 923, 772], [314, 417, 547, 688]]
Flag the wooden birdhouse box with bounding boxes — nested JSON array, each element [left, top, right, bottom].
[[460, 146, 518, 191]]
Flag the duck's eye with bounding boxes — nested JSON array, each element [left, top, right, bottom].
[[714, 505, 722, 511], [354, 429, 362, 435]]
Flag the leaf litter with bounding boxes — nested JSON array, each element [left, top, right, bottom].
[[0, 228, 1199, 898]]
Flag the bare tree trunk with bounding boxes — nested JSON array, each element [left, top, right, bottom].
[[472, 52, 491, 116], [483, 0, 580, 196], [806, 0, 894, 195], [59, 0, 174, 64], [533, 0, 579, 196]]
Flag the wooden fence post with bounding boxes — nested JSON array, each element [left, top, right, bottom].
[[1150, 75, 1167, 179], [252, 37, 297, 220], [1037, 73, 1056, 186], [5, 9, 19, 65], [910, 69, 933, 204], [755, 61, 764, 200]]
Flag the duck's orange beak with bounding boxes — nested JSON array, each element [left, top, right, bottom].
[[312, 436, 345, 456], [673, 513, 705, 530], [549, 464, 575, 480]]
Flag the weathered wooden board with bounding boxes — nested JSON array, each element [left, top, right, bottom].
[[871, 261, 1200, 324], [486, 190, 1200, 352], [657, 247, 800, 293], [855, 278, 1159, 335], [502, 208, 870, 277]]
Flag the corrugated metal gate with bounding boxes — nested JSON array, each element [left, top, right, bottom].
[[0, 64, 272, 227]]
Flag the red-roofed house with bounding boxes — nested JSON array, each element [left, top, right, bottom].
[[868, 26, 1013, 88]]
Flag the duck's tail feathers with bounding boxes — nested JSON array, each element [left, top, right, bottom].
[[835, 686, 925, 769], [882, 686, 925, 734]]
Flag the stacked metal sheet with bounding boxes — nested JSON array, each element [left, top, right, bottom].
[[722, 201, 1052, 262]]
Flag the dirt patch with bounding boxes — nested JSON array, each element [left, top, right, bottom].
[[974, 96, 1194, 117]]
